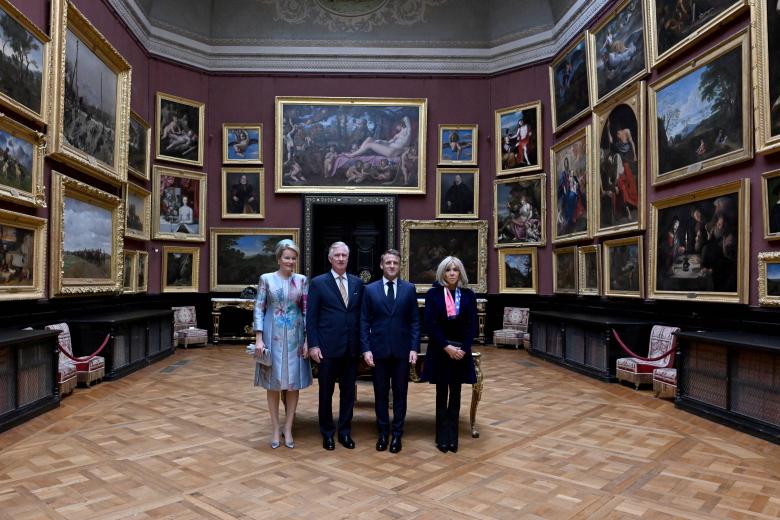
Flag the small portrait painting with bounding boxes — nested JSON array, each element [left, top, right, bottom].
[[438, 124, 477, 165], [495, 101, 542, 175], [604, 237, 643, 297], [163, 246, 199, 292], [498, 248, 537, 294], [436, 169, 478, 218], [223, 124, 262, 164], [156, 92, 204, 166], [221, 168, 264, 219], [553, 247, 577, 294], [494, 174, 546, 247]]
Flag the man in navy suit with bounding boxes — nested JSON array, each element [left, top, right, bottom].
[[307, 242, 364, 450], [361, 249, 420, 453]]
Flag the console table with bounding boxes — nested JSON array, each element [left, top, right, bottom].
[[529, 311, 651, 382], [676, 330, 779, 444], [0, 329, 60, 433], [68, 310, 174, 380]]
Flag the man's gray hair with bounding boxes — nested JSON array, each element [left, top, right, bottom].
[[328, 241, 350, 257]]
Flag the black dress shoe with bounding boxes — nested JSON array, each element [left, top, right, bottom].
[[337, 434, 355, 449], [323, 436, 335, 450], [389, 436, 402, 453], [376, 434, 388, 451], [448, 443, 458, 453], [436, 443, 449, 453]]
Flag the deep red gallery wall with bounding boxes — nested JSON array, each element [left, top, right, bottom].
[[11, 0, 780, 304]]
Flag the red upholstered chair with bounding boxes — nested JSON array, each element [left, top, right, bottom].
[[616, 325, 679, 389], [493, 307, 530, 349], [172, 306, 208, 348], [45, 323, 105, 387], [653, 368, 677, 399]]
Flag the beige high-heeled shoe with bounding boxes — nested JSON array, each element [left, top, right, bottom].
[[271, 431, 280, 449], [282, 432, 294, 449]]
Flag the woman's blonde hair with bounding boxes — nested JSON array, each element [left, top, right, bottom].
[[435, 256, 468, 287], [275, 239, 300, 260]]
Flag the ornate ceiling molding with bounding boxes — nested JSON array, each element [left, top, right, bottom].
[[108, 0, 608, 74]]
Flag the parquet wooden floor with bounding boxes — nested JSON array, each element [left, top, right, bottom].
[[1, 346, 778, 519]]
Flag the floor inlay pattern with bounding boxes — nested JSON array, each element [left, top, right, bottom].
[[1, 346, 778, 519]]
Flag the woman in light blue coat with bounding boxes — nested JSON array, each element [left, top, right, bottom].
[[254, 239, 311, 448]]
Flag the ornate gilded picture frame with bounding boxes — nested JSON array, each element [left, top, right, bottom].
[[152, 165, 207, 242], [438, 124, 477, 165], [435, 168, 478, 219], [551, 126, 591, 243], [124, 182, 150, 241], [553, 246, 578, 294], [155, 92, 205, 167], [549, 34, 591, 133], [603, 235, 644, 298], [209, 227, 299, 292], [221, 167, 264, 219], [647, 0, 747, 67], [593, 82, 646, 237], [122, 250, 136, 293], [498, 247, 538, 294], [401, 219, 487, 294], [47, 0, 131, 185], [223, 123, 262, 164], [494, 174, 546, 247], [162, 245, 199, 293], [136, 250, 148, 293], [494, 100, 542, 175], [128, 110, 151, 181], [758, 252, 780, 306], [648, 178, 749, 303], [648, 30, 752, 186], [275, 96, 427, 194], [0, 112, 45, 207], [578, 244, 601, 296], [0, 208, 46, 301], [588, 0, 649, 107], [0, 0, 50, 124], [761, 169, 780, 240], [751, 0, 780, 154], [50, 171, 123, 297]]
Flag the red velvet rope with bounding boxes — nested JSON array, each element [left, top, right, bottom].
[[58, 334, 111, 363], [612, 329, 676, 362]]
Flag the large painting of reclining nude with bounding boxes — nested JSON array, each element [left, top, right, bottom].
[[274, 96, 427, 194]]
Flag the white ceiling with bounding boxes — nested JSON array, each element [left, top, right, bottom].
[[110, 0, 608, 73]]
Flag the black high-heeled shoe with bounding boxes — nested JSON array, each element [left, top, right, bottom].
[[436, 443, 449, 453], [448, 443, 458, 453]]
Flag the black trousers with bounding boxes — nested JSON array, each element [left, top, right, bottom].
[[435, 382, 462, 446], [373, 357, 409, 437], [317, 356, 357, 437]]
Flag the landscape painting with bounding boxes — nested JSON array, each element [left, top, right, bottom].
[[650, 32, 751, 185], [498, 247, 537, 294], [63, 195, 113, 280], [551, 127, 590, 242], [494, 174, 546, 247], [210, 228, 298, 291], [758, 252, 780, 306], [0, 124, 32, 194], [495, 101, 542, 175], [0, 209, 46, 301], [589, 0, 648, 105], [550, 35, 590, 132], [156, 92, 204, 166], [0, 0, 48, 122], [650, 0, 746, 64], [275, 97, 426, 193], [603, 236, 643, 298]]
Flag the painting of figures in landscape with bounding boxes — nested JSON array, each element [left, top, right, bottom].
[[553, 130, 589, 241], [653, 38, 746, 182], [598, 102, 640, 231], [0, 125, 33, 194], [552, 37, 590, 130], [496, 102, 541, 174], [591, 0, 647, 102], [64, 29, 117, 167], [653, 0, 743, 60], [63, 196, 113, 280], [157, 94, 203, 165], [494, 175, 545, 246], [276, 98, 425, 192], [0, 3, 46, 118], [0, 223, 34, 287], [212, 231, 295, 291]]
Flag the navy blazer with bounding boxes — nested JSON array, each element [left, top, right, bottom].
[[421, 284, 477, 384], [306, 272, 364, 358], [360, 278, 420, 359]]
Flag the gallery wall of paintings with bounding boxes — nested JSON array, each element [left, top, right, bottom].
[[1, 0, 779, 311]]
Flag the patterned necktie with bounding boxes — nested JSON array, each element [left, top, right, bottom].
[[338, 276, 349, 306], [386, 280, 395, 302]]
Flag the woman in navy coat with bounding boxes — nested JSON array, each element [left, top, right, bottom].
[[421, 256, 477, 453]]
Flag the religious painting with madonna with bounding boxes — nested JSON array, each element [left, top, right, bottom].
[[494, 174, 546, 247], [274, 96, 426, 194], [648, 178, 749, 303], [435, 168, 478, 219], [495, 101, 542, 175], [551, 126, 591, 243]]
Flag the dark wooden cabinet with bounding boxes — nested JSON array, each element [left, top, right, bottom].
[[69, 310, 174, 380], [529, 311, 651, 382], [677, 330, 780, 443], [0, 329, 60, 433]]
